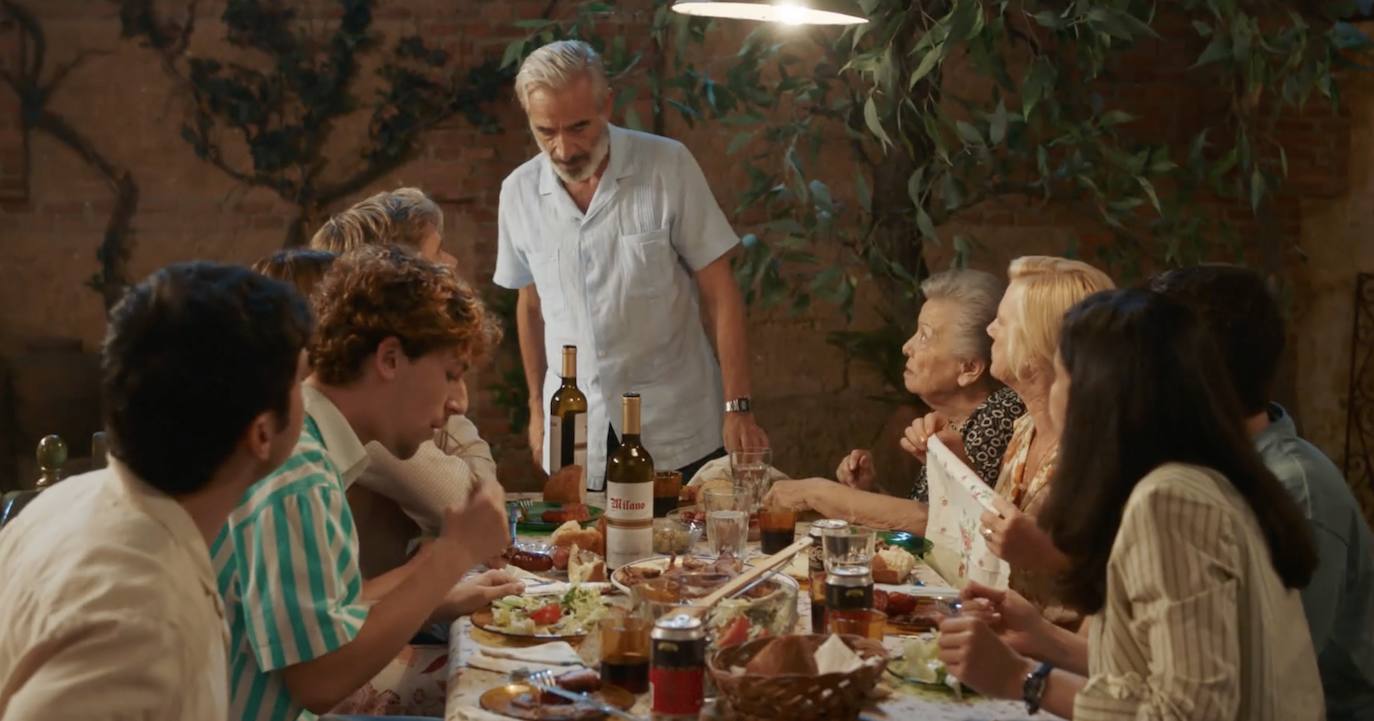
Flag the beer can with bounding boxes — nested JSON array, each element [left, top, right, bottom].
[[650, 613, 706, 720], [825, 567, 875, 612], [808, 519, 849, 574]]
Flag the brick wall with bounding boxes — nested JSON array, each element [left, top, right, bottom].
[[1, 3, 1372, 511]]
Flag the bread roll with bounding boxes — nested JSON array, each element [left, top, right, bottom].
[[543, 464, 585, 504], [872, 546, 916, 584]]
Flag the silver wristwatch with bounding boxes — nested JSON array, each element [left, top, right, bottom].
[[724, 398, 752, 413]]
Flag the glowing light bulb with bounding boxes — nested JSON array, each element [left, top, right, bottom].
[[776, 3, 806, 25]]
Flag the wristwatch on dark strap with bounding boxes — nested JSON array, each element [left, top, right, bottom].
[[1023, 661, 1053, 715], [724, 397, 752, 413]]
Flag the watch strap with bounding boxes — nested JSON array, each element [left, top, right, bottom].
[[724, 398, 752, 413], [1023, 661, 1053, 715]]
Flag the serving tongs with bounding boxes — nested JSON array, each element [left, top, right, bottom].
[[676, 536, 813, 619]]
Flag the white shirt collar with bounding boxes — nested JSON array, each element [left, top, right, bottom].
[[108, 457, 218, 600], [302, 383, 370, 487]]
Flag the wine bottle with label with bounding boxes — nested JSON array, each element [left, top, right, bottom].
[[547, 345, 591, 490], [605, 393, 654, 569]]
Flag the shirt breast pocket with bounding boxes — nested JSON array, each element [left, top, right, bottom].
[[528, 249, 566, 318], [620, 228, 675, 298]]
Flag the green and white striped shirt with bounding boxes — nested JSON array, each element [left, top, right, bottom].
[[212, 414, 370, 721]]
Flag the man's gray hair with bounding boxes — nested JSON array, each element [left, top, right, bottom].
[[920, 268, 1005, 363], [515, 40, 609, 110]]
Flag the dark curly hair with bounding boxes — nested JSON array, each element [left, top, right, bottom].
[[310, 245, 501, 385], [103, 263, 312, 496]]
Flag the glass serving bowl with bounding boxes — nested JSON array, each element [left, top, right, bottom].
[[631, 570, 799, 651], [653, 513, 704, 555]]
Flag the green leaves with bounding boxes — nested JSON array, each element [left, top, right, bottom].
[[863, 96, 893, 148]]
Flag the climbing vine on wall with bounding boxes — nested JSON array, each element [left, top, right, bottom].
[[1, 0, 138, 308], [117, 0, 512, 246]]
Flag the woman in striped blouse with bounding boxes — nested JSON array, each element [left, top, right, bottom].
[[938, 288, 1322, 720]]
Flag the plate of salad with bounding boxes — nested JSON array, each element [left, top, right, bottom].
[[471, 585, 610, 640], [887, 635, 967, 695]]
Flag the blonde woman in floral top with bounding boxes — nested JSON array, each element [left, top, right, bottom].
[[968, 256, 1113, 624]]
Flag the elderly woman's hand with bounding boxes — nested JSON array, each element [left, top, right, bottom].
[[979, 496, 1070, 574], [762, 478, 831, 512], [937, 616, 1036, 700], [835, 449, 876, 490], [899, 412, 970, 465]]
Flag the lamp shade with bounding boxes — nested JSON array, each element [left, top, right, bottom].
[[670, 1, 868, 25]]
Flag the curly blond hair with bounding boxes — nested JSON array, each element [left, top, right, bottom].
[[310, 246, 501, 385], [309, 188, 442, 254], [1000, 256, 1115, 381]]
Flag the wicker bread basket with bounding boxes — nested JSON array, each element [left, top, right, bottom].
[[707, 634, 889, 721]]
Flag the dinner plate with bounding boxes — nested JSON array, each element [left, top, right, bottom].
[[479, 682, 635, 721], [470, 598, 599, 641], [516, 502, 605, 533], [607, 554, 724, 595]]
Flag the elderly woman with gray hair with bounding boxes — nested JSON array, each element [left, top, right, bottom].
[[766, 268, 1025, 533]]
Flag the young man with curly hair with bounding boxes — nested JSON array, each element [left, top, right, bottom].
[[214, 246, 518, 721]]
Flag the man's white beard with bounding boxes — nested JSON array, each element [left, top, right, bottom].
[[544, 126, 610, 184]]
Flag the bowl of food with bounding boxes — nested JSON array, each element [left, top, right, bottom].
[[621, 557, 799, 650], [708, 633, 888, 721], [653, 509, 704, 555]]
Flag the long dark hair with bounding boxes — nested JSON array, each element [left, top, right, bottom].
[[1039, 288, 1316, 615]]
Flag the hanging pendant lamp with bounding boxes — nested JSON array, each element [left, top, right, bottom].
[[670, 1, 868, 26]]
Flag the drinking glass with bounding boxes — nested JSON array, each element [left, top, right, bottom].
[[730, 447, 772, 511], [757, 501, 797, 555], [599, 606, 651, 694], [703, 487, 748, 558], [829, 609, 888, 640], [822, 525, 876, 572], [653, 470, 683, 518]]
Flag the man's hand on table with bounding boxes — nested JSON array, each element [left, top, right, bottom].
[[723, 412, 768, 452], [440, 569, 526, 618], [432, 478, 511, 582]]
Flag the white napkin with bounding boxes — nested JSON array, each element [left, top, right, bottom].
[[477, 641, 583, 666], [505, 581, 610, 597], [924, 436, 1011, 589], [686, 456, 790, 487], [814, 634, 864, 675], [464, 653, 586, 676]]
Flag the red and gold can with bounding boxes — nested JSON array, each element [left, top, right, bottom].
[[650, 613, 706, 720]]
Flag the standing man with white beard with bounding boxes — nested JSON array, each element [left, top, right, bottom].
[[495, 40, 768, 488]]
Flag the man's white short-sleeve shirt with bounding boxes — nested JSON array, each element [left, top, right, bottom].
[[495, 125, 738, 482]]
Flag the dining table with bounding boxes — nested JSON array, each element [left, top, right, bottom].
[[443, 492, 1039, 721]]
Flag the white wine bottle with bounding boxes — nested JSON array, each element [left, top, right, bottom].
[[605, 393, 654, 569], [548, 345, 591, 490]]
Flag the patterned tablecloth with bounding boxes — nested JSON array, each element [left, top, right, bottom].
[[442, 493, 1038, 721]]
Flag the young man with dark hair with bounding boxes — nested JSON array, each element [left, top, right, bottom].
[[0, 263, 313, 719], [1153, 265, 1374, 720], [218, 245, 518, 721]]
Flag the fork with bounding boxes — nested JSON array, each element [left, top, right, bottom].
[[515, 498, 533, 521], [510, 668, 643, 721]]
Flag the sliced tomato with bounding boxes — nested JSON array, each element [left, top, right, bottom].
[[718, 616, 752, 648], [529, 602, 562, 626]]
